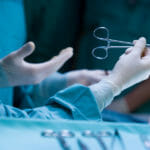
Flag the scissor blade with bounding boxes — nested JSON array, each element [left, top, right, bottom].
[[95, 135, 108, 150], [57, 136, 71, 150], [77, 138, 89, 150]]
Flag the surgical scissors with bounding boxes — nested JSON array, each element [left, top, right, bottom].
[[82, 130, 108, 150], [92, 27, 150, 60], [41, 129, 73, 150]]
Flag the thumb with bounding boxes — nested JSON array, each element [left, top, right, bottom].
[[50, 47, 73, 65], [33, 47, 73, 74], [15, 42, 35, 59]]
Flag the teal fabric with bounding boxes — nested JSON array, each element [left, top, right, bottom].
[[17, 72, 67, 109], [31, 72, 67, 107], [0, 0, 26, 105], [0, 118, 150, 150], [0, 84, 101, 121]]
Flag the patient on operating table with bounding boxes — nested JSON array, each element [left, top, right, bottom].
[[0, 37, 150, 120]]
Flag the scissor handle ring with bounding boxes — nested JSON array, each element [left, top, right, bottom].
[[92, 47, 108, 60], [93, 26, 110, 41]]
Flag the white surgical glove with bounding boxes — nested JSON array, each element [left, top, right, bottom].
[[31, 70, 108, 106], [65, 69, 108, 86], [106, 37, 150, 95], [0, 42, 73, 87], [90, 37, 150, 111]]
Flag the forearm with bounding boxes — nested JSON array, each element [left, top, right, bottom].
[[125, 78, 150, 112]]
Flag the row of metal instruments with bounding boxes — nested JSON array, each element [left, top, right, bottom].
[[41, 129, 130, 150], [41, 128, 150, 150]]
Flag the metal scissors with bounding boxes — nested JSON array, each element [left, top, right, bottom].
[[92, 27, 150, 60], [110, 129, 126, 150], [82, 130, 109, 150], [41, 129, 74, 150]]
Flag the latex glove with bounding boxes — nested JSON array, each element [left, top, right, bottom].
[[90, 37, 150, 111], [30, 70, 109, 106], [66, 69, 109, 86], [105, 37, 150, 96], [0, 42, 73, 87]]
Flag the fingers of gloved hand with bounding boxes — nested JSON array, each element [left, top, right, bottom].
[[51, 47, 73, 64], [123, 38, 146, 57], [134, 38, 150, 58], [28, 47, 73, 78], [14, 42, 35, 59], [133, 40, 137, 45], [125, 47, 133, 55], [86, 70, 109, 83], [132, 37, 146, 56], [94, 70, 110, 76], [133, 40, 148, 57], [66, 69, 109, 86], [118, 47, 134, 60]]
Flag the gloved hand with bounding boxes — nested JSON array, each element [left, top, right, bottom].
[[66, 69, 109, 86], [0, 42, 73, 87], [90, 37, 150, 111], [105, 37, 150, 96], [30, 70, 109, 107]]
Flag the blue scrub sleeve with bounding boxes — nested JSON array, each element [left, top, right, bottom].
[[30, 72, 67, 107], [0, 84, 101, 121], [17, 72, 67, 108]]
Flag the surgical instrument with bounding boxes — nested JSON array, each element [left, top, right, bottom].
[[140, 134, 150, 150], [59, 130, 75, 138], [110, 129, 126, 150], [77, 138, 89, 150], [41, 129, 71, 150], [82, 130, 108, 150], [92, 27, 150, 60]]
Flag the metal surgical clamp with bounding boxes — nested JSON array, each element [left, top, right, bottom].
[[110, 129, 126, 150], [92, 27, 150, 60], [82, 130, 110, 150], [41, 129, 74, 150], [77, 138, 89, 150]]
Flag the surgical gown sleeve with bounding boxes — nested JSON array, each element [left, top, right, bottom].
[[16, 72, 68, 109], [1, 84, 102, 120], [1, 82, 115, 120], [30, 72, 67, 107]]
